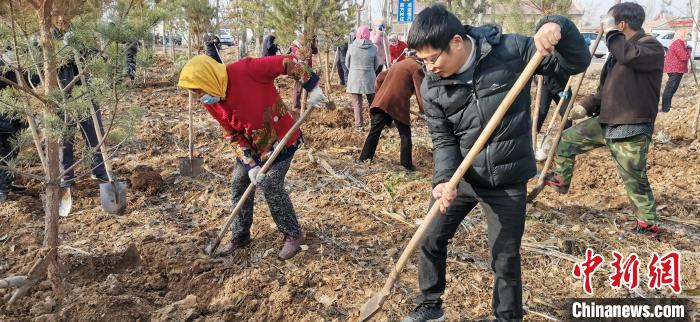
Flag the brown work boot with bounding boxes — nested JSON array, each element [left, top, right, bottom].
[[278, 234, 303, 260], [218, 237, 251, 257]]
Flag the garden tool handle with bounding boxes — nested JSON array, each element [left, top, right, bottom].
[[380, 51, 545, 294], [188, 91, 194, 161]]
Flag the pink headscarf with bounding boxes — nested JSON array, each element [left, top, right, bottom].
[[356, 25, 370, 40]]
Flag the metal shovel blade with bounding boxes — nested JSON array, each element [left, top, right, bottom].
[[359, 292, 387, 322], [58, 188, 72, 218], [203, 240, 217, 256], [99, 181, 128, 215], [178, 157, 204, 177]]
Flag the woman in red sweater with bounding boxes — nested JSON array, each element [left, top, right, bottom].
[[661, 29, 691, 112], [178, 55, 326, 260]]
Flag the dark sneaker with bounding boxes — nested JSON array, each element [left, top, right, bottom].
[[403, 164, 416, 172], [218, 237, 252, 257], [401, 303, 446, 322], [544, 172, 569, 194], [278, 234, 303, 260], [631, 220, 660, 240]]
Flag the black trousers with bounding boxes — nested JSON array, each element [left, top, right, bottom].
[[418, 180, 527, 321], [0, 132, 20, 192], [336, 60, 348, 86], [661, 73, 683, 112], [359, 109, 413, 169], [537, 90, 571, 133]]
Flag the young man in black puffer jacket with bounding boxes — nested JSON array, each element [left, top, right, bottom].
[[401, 5, 590, 322]]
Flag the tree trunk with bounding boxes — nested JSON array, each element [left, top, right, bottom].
[[693, 96, 700, 140], [36, 0, 63, 296], [215, 0, 220, 31], [324, 49, 331, 98], [170, 26, 176, 62], [162, 24, 166, 53]]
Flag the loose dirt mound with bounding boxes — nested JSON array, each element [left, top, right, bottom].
[[1, 54, 698, 321]]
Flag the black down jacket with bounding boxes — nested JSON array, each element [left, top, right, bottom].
[[422, 15, 590, 188]]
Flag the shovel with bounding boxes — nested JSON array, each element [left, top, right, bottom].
[[91, 104, 127, 215], [204, 100, 330, 256], [358, 52, 544, 322], [535, 76, 573, 161], [527, 31, 603, 203], [70, 49, 127, 215], [178, 91, 204, 177]]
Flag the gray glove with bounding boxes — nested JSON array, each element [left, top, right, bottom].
[[568, 104, 588, 120], [248, 166, 262, 185], [602, 15, 618, 34], [62, 31, 75, 46], [308, 86, 327, 107]]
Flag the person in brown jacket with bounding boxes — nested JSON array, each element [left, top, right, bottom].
[[359, 50, 424, 171], [545, 2, 665, 239]]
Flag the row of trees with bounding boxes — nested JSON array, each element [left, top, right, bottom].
[[436, 0, 574, 34]]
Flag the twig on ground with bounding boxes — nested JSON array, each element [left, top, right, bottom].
[[524, 306, 561, 322]]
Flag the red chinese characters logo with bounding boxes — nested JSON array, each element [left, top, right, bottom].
[[572, 248, 605, 295], [609, 251, 640, 290], [648, 251, 682, 294], [572, 250, 682, 294]]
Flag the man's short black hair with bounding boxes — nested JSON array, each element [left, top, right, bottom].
[[608, 2, 645, 31], [407, 4, 466, 51]]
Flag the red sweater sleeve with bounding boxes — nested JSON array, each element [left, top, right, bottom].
[[670, 40, 690, 61], [246, 55, 288, 83]]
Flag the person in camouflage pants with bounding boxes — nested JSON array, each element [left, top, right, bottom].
[[546, 2, 664, 240], [549, 117, 656, 225]]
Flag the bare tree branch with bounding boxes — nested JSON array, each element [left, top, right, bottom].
[[0, 164, 46, 182]]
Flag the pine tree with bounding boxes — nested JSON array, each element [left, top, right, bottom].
[[227, 0, 269, 57], [0, 0, 156, 303]]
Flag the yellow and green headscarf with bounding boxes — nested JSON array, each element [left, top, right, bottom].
[[177, 55, 228, 99]]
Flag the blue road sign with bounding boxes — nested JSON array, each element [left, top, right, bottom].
[[398, 0, 414, 23]]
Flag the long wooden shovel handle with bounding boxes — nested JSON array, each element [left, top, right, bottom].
[[378, 52, 545, 295], [532, 75, 543, 151], [528, 31, 604, 202], [188, 91, 195, 161], [208, 104, 319, 255]]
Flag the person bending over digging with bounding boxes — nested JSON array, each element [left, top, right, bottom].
[[177, 54, 327, 260], [544, 2, 664, 240], [401, 5, 590, 322], [359, 50, 424, 172]]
